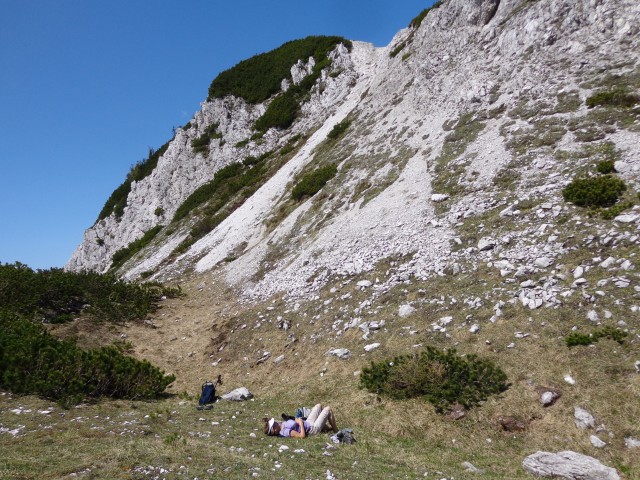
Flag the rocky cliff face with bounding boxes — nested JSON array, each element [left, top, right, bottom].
[[68, 0, 640, 306]]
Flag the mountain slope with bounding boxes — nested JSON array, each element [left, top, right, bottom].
[[55, 0, 640, 477], [67, 0, 639, 302]]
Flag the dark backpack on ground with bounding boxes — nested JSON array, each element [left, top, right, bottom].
[[197, 375, 222, 410]]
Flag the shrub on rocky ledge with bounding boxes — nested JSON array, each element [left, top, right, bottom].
[[596, 160, 616, 174], [562, 175, 626, 208], [360, 347, 508, 413], [586, 88, 640, 109], [291, 164, 337, 201]]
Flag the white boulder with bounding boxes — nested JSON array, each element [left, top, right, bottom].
[[522, 451, 619, 480]]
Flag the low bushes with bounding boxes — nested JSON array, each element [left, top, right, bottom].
[[209, 36, 351, 133], [172, 154, 277, 254], [291, 164, 337, 201], [110, 225, 164, 271], [208, 36, 351, 104], [172, 163, 244, 222], [586, 88, 640, 109], [327, 120, 351, 140], [562, 175, 626, 208], [0, 312, 175, 405], [566, 326, 628, 347], [596, 160, 616, 174], [191, 122, 222, 156], [409, 1, 443, 29], [254, 93, 299, 132], [360, 347, 508, 413], [0, 262, 181, 325]]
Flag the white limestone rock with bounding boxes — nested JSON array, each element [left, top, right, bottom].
[[534, 257, 552, 268], [221, 387, 254, 401], [522, 451, 620, 480], [574, 406, 595, 430], [478, 237, 496, 251], [431, 193, 450, 202], [398, 304, 416, 317], [590, 435, 607, 448], [325, 348, 351, 359], [614, 214, 638, 223], [540, 391, 560, 407]]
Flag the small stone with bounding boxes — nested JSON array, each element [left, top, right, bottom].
[[600, 257, 615, 269], [431, 193, 450, 202], [535, 257, 553, 268], [625, 437, 640, 448], [364, 343, 380, 352], [574, 406, 595, 430], [564, 375, 576, 385], [325, 348, 351, 359], [461, 461, 483, 473], [614, 214, 638, 223], [540, 391, 560, 407], [478, 237, 496, 251], [398, 304, 416, 317], [498, 416, 526, 432], [469, 324, 480, 334], [590, 435, 607, 448], [356, 280, 372, 288], [573, 266, 584, 279]]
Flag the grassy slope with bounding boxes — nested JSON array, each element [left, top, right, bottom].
[[2, 223, 639, 479]]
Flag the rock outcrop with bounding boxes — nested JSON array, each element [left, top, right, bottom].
[[66, 0, 640, 309]]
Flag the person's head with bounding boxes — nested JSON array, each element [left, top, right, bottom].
[[262, 417, 281, 436]]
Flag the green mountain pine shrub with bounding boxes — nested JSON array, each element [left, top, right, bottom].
[[110, 225, 164, 271], [586, 88, 640, 108], [171, 152, 278, 254], [0, 312, 175, 405], [327, 120, 351, 140], [191, 122, 222, 156], [596, 160, 616, 174], [360, 347, 508, 413], [0, 263, 181, 325], [562, 175, 626, 208], [291, 164, 338, 201], [172, 163, 245, 222], [207, 36, 351, 104], [254, 93, 299, 132], [565, 326, 628, 347], [409, 1, 443, 29]]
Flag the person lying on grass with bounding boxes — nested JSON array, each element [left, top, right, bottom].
[[262, 403, 338, 438]]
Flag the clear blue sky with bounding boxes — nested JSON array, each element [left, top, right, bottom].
[[0, 0, 434, 270]]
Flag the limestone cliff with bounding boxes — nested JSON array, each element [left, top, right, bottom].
[[67, 0, 640, 304]]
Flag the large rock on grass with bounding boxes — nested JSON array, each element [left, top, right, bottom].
[[522, 451, 619, 480]]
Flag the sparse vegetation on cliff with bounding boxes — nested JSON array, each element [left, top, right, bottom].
[[97, 141, 172, 222]]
